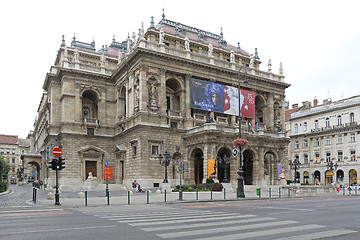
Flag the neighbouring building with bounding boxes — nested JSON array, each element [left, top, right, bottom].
[[24, 13, 290, 190], [286, 96, 360, 186], [0, 135, 30, 183]]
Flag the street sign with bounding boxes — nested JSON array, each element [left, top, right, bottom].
[[105, 160, 108, 167], [232, 148, 239, 157], [52, 147, 62, 157]]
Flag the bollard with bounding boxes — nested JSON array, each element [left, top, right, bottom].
[[356, 188, 358, 195], [107, 190, 110, 205], [164, 189, 167, 203], [224, 188, 226, 200], [288, 188, 290, 197], [85, 191, 88, 206], [210, 187, 213, 200], [259, 188, 261, 199], [279, 188, 281, 198], [343, 187, 345, 195], [180, 189, 183, 201], [269, 188, 271, 199], [147, 191, 149, 204], [32, 188, 34, 202], [127, 191, 130, 205], [196, 188, 199, 200]]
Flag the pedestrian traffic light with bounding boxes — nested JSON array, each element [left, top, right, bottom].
[[57, 157, 65, 170]]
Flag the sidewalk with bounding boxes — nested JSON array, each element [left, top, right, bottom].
[[33, 186, 351, 208]]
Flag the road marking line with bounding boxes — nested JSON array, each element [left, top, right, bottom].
[[127, 214, 256, 226], [99, 210, 213, 218], [158, 220, 298, 238], [274, 229, 357, 240], [0, 225, 118, 236], [0, 208, 63, 213], [110, 212, 236, 221], [191, 224, 324, 240], [142, 217, 275, 232], [0, 211, 73, 217]]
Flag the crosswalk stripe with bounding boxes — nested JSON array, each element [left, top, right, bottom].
[[191, 224, 324, 240], [127, 214, 256, 226], [0, 209, 63, 213], [98, 210, 213, 218], [142, 217, 275, 232], [158, 220, 297, 238], [274, 229, 357, 240], [111, 212, 237, 221]]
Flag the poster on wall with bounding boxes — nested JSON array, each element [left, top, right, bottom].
[[190, 78, 255, 118], [207, 159, 216, 179]]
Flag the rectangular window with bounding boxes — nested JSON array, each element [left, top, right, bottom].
[[350, 133, 356, 142], [338, 152, 343, 162], [7, 149, 9, 154], [303, 122, 307, 132], [315, 153, 320, 163], [303, 139, 308, 148], [294, 141, 299, 149], [12, 158, 15, 164], [1, 149, 3, 154], [87, 128, 94, 136], [304, 154, 308, 164], [12, 149, 15, 154], [314, 139, 319, 147], [151, 145, 159, 155], [351, 150, 356, 161], [325, 137, 331, 145], [337, 135, 343, 144], [326, 152, 331, 162], [133, 146, 137, 156]]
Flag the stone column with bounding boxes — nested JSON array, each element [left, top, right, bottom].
[[159, 68, 167, 114], [280, 98, 285, 131], [139, 65, 148, 112], [75, 84, 81, 122], [185, 74, 192, 128], [258, 147, 266, 185], [266, 93, 274, 131], [98, 89, 106, 124]]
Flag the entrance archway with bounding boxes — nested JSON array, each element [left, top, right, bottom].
[[349, 169, 357, 186], [325, 170, 333, 185], [27, 161, 41, 181], [217, 147, 231, 183], [191, 148, 203, 184], [303, 171, 309, 184], [243, 149, 253, 185], [314, 170, 320, 185], [336, 170, 344, 186]]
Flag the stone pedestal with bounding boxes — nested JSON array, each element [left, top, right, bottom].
[[161, 182, 171, 193]]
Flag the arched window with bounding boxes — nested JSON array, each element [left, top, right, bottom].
[[315, 120, 319, 129], [350, 113, 355, 123], [337, 115, 342, 126], [82, 90, 99, 120], [325, 118, 330, 128], [119, 86, 126, 118], [303, 122, 307, 131], [294, 123, 298, 133]]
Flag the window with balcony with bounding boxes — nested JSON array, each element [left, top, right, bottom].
[[294, 123, 299, 133], [325, 136, 331, 145], [337, 134, 343, 144], [325, 118, 330, 128], [350, 150, 356, 161], [303, 139, 308, 148], [82, 90, 99, 123], [326, 152, 331, 162], [350, 112, 355, 123], [350, 133, 356, 142], [337, 115, 342, 126], [303, 122, 307, 132]]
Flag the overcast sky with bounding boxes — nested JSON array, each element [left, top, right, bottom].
[[1, 0, 359, 138]]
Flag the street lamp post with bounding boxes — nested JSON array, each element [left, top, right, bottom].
[[158, 151, 171, 183], [217, 155, 231, 183], [326, 160, 338, 184], [237, 66, 248, 198], [289, 158, 301, 183]]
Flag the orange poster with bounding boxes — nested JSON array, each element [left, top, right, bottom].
[[208, 159, 216, 179], [104, 167, 113, 180]]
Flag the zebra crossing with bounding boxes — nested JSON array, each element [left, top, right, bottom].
[[82, 206, 357, 240]]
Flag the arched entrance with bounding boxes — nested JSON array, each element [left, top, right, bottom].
[[243, 150, 253, 185], [303, 171, 309, 184], [349, 169, 357, 186], [27, 161, 41, 182], [314, 170, 320, 185], [295, 171, 300, 183], [336, 170, 344, 186], [325, 170, 333, 185], [191, 148, 203, 184], [264, 151, 276, 185], [217, 147, 231, 183]]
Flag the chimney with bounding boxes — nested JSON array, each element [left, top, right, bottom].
[[313, 98, 318, 106], [302, 101, 311, 108], [292, 103, 298, 108]]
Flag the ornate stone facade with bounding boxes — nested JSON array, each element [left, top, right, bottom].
[[28, 16, 289, 189]]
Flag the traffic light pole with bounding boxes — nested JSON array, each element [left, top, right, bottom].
[[55, 166, 60, 205]]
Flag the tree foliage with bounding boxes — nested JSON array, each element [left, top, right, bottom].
[[0, 155, 10, 192]]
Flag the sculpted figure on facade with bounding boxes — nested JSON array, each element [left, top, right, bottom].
[[184, 35, 190, 51], [249, 54, 255, 68], [159, 30, 164, 44], [230, 50, 235, 63]]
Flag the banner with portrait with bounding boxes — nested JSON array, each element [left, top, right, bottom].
[[190, 78, 255, 118]]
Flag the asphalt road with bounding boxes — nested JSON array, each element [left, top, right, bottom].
[[1, 195, 360, 239]]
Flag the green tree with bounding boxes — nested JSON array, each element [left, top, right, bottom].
[[0, 155, 10, 192]]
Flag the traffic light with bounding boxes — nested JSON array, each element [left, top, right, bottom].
[[48, 158, 58, 170], [57, 157, 65, 170]]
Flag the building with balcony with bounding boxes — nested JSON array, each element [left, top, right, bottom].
[[286, 96, 360, 186], [24, 13, 290, 190]]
